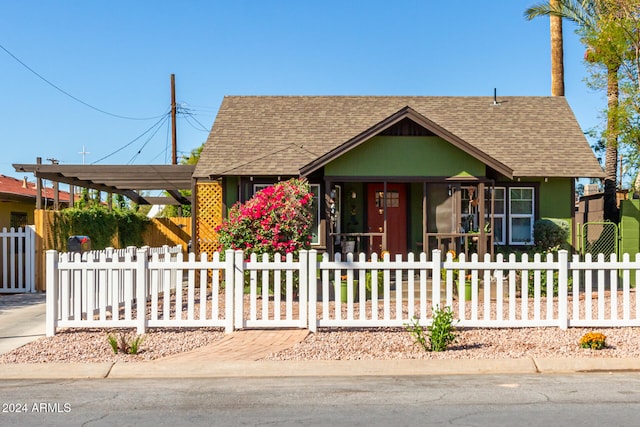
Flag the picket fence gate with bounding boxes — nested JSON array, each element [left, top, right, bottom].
[[45, 248, 640, 336], [0, 226, 36, 293]]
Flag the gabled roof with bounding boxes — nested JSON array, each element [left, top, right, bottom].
[[194, 96, 605, 179], [300, 106, 514, 178], [0, 174, 72, 203]]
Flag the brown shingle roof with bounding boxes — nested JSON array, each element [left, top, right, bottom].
[[194, 96, 604, 179]]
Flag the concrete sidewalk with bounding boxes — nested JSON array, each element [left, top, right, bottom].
[[0, 292, 46, 355], [1, 357, 640, 380]]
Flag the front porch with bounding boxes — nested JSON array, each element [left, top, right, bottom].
[[325, 179, 496, 260]]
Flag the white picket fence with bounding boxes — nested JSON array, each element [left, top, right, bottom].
[[0, 226, 35, 293], [45, 248, 640, 336], [80, 244, 183, 261]]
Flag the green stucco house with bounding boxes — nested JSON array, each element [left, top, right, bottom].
[[193, 96, 604, 258]]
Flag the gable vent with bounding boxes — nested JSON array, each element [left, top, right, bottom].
[[380, 118, 435, 136]]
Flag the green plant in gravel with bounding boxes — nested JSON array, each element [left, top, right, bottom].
[[107, 332, 145, 355], [428, 306, 458, 351], [405, 306, 458, 352]]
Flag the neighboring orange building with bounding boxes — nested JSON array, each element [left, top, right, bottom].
[[0, 174, 72, 229]]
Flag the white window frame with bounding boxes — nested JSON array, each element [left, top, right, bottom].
[[490, 187, 506, 245], [508, 187, 535, 245], [253, 183, 272, 194]]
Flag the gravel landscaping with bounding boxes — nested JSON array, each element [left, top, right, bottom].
[[2, 290, 640, 364], [1, 325, 639, 364]]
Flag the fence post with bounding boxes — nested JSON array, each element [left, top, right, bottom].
[[308, 249, 318, 333], [298, 250, 309, 329], [431, 249, 441, 312], [45, 250, 58, 337], [558, 249, 569, 330], [26, 225, 36, 292], [135, 248, 148, 335], [224, 249, 235, 333], [234, 250, 245, 330]]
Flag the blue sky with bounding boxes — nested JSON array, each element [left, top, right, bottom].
[[0, 1, 605, 183]]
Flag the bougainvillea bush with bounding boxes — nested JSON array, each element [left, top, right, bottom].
[[215, 178, 314, 256]]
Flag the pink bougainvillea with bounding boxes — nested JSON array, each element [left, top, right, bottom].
[[215, 178, 314, 255]]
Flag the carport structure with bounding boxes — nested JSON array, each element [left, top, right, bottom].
[[12, 162, 199, 290], [13, 163, 196, 208], [14, 161, 198, 244]]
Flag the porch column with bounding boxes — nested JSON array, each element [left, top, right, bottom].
[[382, 181, 387, 251], [422, 181, 427, 255], [478, 182, 486, 258], [324, 178, 334, 258]]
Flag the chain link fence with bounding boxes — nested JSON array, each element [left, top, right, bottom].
[[582, 222, 618, 257]]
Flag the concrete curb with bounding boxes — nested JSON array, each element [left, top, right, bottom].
[[532, 357, 640, 373]]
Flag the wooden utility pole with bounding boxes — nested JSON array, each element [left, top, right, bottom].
[[171, 74, 177, 165]]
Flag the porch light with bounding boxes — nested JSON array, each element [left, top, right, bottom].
[[351, 191, 357, 199]]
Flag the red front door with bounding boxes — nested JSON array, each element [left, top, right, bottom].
[[367, 183, 407, 256]]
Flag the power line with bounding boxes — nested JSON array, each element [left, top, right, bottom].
[[182, 112, 210, 132], [0, 42, 167, 121], [178, 104, 212, 132], [91, 113, 170, 164], [127, 114, 169, 164], [179, 103, 218, 112]]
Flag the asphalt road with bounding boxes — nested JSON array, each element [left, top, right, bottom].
[[1, 373, 639, 426]]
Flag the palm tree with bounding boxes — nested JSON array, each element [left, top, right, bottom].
[[525, 0, 621, 223]]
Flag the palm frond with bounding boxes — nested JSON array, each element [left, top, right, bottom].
[[525, 0, 598, 29]]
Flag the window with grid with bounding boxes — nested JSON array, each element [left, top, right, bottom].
[[508, 187, 534, 245], [375, 191, 399, 208], [487, 188, 506, 245]]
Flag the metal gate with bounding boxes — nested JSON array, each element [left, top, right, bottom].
[[581, 222, 618, 257]]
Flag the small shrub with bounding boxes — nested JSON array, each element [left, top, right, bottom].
[[579, 332, 607, 350], [533, 219, 569, 251], [428, 306, 458, 352], [107, 332, 145, 355], [405, 306, 458, 352]]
